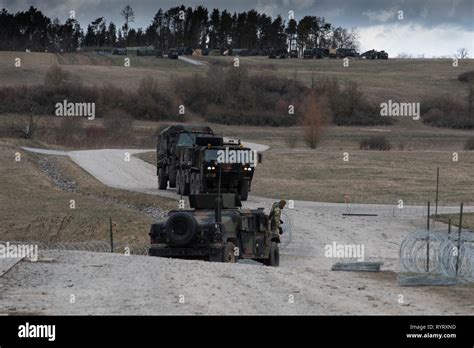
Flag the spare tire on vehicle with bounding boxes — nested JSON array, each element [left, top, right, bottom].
[[165, 212, 197, 246]]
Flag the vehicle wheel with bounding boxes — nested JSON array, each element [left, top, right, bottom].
[[158, 168, 167, 190], [165, 212, 197, 246], [265, 242, 279, 267], [223, 241, 237, 263], [239, 180, 249, 201], [169, 169, 177, 188], [182, 171, 190, 196]]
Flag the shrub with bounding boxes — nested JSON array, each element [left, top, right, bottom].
[[315, 79, 392, 126], [302, 93, 329, 149], [360, 136, 392, 151], [173, 67, 305, 126], [465, 138, 474, 150], [44, 65, 70, 86]]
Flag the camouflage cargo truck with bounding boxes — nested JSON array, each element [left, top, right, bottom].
[[157, 125, 256, 201], [148, 193, 280, 266]]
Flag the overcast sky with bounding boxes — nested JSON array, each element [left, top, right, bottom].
[[1, 0, 472, 57]]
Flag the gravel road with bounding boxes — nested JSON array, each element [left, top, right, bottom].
[[3, 146, 471, 315]]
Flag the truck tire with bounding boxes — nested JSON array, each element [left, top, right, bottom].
[[158, 168, 167, 190], [223, 241, 237, 263], [165, 212, 197, 246], [239, 180, 249, 201], [265, 242, 279, 267]]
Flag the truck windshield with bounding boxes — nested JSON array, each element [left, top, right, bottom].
[[204, 149, 219, 161], [177, 133, 196, 147]]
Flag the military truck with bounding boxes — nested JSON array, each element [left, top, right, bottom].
[[361, 49, 388, 60], [168, 49, 179, 59], [149, 193, 280, 266], [157, 125, 256, 201]]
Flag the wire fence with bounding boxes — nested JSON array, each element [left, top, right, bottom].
[[0, 241, 149, 256], [399, 229, 474, 283]]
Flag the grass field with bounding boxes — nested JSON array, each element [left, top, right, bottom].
[[0, 138, 174, 244], [1, 51, 472, 103], [436, 213, 474, 230], [196, 56, 474, 103]]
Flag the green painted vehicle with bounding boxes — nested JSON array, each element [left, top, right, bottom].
[[148, 194, 280, 266]]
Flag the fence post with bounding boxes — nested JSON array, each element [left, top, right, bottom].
[[456, 203, 463, 276], [426, 201, 430, 272], [109, 217, 114, 253], [435, 167, 439, 216]]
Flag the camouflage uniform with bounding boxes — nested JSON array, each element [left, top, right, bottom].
[[273, 206, 282, 233], [269, 201, 285, 236]]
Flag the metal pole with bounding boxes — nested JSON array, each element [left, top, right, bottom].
[[435, 167, 439, 216], [426, 201, 430, 272], [448, 219, 451, 235], [427, 201, 430, 230], [456, 203, 463, 275], [109, 217, 114, 253]]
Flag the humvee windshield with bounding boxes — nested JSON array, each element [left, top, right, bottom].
[[204, 149, 219, 161]]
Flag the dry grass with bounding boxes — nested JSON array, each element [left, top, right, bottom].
[[1, 51, 473, 102], [0, 139, 174, 244], [435, 213, 474, 230], [199, 56, 474, 103], [0, 51, 203, 90]]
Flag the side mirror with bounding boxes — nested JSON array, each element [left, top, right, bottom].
[[258, 153, 263, 164]]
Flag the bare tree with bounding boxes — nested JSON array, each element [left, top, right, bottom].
[[468, 82, 474, 116], [121, 5, 135, 38], [8, 94, 41, 139], [302, 93, 329, 149], [457, 48, 469, 59]]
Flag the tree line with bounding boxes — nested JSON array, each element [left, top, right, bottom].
[[0, 5, 358, 53]]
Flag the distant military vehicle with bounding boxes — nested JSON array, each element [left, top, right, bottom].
[[329, 48, 359, 59], [168, 49, 179, 59], [268, 48, 288, 59], [336, 48, 359, 58], [149, 193, 280, 266], [290, 50, 299, 58], [112, 48, 127, 55], [156, 125, 256, 201], [328, 48, 338, 58], [361, 49, 388, 60], [304, 47, 328, 59], [377, 50, 389, 59], [303, 49, 314, 59]]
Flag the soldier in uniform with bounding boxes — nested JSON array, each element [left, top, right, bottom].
[[269, 199, 286, 237]]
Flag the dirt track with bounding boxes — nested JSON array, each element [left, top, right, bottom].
[[1, 146, 473, 315]]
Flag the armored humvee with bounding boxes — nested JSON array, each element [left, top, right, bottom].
[[156, 125, 256, 201], [148, 193, 280, 266]]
